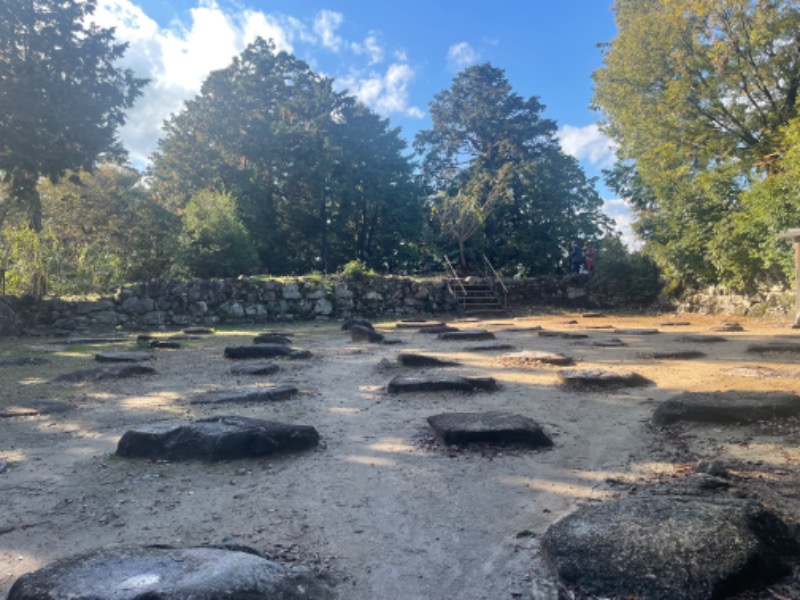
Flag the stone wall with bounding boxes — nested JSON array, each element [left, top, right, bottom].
[[676, 285, 795, 320], [0, 273, 639, 334]]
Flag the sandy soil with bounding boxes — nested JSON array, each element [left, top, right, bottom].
[[1, 310, 800, 599]]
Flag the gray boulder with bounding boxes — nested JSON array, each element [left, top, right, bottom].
[[427, 411, 552, 448], [350, 324, 385, 343], [7, 546, 335, 600], [559, 368, 651, 389], [224, 345, 311, 360], [499, 351, 574, 367], [542, 495, 799, 600], [387, 374, 497, 394], [53, 364, 156, 383], [397, 353, 460, 367], [190, 385, 298, 405], [652, 391, 800, 426], [254, 333, 293, 345], [116, 415, 319, 461], [230, 362, 281, 376], [95, 351, 154, 363], [437, 329, 495, 341]]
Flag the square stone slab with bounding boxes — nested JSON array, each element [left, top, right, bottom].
[[427, 411, 553, 448]]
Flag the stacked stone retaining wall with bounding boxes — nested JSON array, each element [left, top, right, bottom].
[[0, 273, 637, 334]]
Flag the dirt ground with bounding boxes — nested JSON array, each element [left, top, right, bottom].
[[2, 310, 800, 599]]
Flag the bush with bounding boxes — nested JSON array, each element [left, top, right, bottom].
[[340, 259, 374, 279], [591, 237, 663, 305]]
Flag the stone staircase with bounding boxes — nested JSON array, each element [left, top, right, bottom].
[[446, 277, 506, 316]]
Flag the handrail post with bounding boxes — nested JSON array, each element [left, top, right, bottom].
[[482, 255, 508, 309]]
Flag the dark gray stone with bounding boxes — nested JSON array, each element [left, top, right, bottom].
[[7, 546, 335, 600], [559, 369, 651, 389], [498, 326, 543, 332], [427, 411, 553, 448], [387, 374, 497, 394], [613, 328, 660, 335], [747, 342, 800, 354], [465, 343, 516, 352], [499, 351, 574, 367], [53, 364, 156, 383], [350, 324, 384, 343], [660, 321, 691, 327], [541, 496, 799, 600], [581, 312, 606, 318], [341, 318, 374, 331], [417, 325, 459, 334], [254, 333, 293, 345], [437, 329, 495, 341], [116, 415, 319, 461], [230, 363, 280, 376], [225, 344, 295, 359], [712, 322, 745, 332], [149, 340, 181, 349], [397, 353, 460, 367], [395, 320, 444, 329], [652, 391, 800, 426], [638, 350, 707, 360], [94, 352, 154, 363], [0, 400, 71, 418], [538, 331, 588, 339], [0, 357, 49, 367], [183, 327, 214, 335], [63, 337, 129, 345], [575, 338, 627, 348], [677, 334, 728, 343], [190, 385, 298, 405]]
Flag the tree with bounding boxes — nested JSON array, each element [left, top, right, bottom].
[[150, 38, 421, 275], [593, 0, 800, 287], [415, 63, 609, 273], [0, 0, 146, 231], [176, 189, 259, 279]]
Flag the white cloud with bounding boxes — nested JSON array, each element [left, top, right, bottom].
[[446, 42, 479, 72], [351, 32, 384, 65], [313, 9, 344, 51], [557, 124, 617, 168], [602, 197, 641, 250], [338, 63, 424, 119]]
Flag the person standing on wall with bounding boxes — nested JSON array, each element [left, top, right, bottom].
[[584, 241, 596, 273], [569, 242, 583, 273]]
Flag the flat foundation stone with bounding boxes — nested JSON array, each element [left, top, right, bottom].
[[230, 363, 280, 376], [417, 325, 459, 334], [396, 320, 444, 329], [437, 329, 495, 341], [116, 415, 319, 461], [0, 357, 49, 367], [350, 324, 385, 343], [253, 333, 293, 345], [397, 353, 460, 367], [499, 351, 574, 367], [559, 368, 651, 389], [0, 400, 71, 418], [224, 345, 311, 360], [53, 364, 156, 383], [541, 496, 799, 600], [676, 334, 728, 343], [637, 350, 706, 360], [190, 385, 298, 405], [538, 331, 588, 339], [95, 352, 154, 363], [7, 546, 335, 600], [652, 391, 800, 426], [747, 342, 800, 354], [427, 411, 553, 448], [387, 374, 497, 394], [465, 343, 516, 352], [613, 328, 660, 335]]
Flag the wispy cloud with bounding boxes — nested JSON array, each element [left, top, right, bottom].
[[446, 42, 479, 72], [602, 197, 641, 250], [338, 63, 424, 118], [557, 124, 617, 168], [313, 9, 343, 51], [93, 1, 419, 166]]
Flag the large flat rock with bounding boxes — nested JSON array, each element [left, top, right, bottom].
[[397, 353, 460, 367], [427, 411, 553, 448], [224, 344, 311, 360], [0, 399, 71, 418], [189, 385, 298, 405], [53, 364, 156, 383], [7, 546, 335, 600], [350, 324, 385, 343], [230, 362, 281, 376], [559, 368, 651, 389], [747, 342, 800, 354], [116, 415, 319, 461], [499, 351, 574, 367], [387, 375, 497, 394], [94, 352, 154, 363], [542, 496, 799, 600], [437, 329, 496, 341], [652, 391, 800, 426]]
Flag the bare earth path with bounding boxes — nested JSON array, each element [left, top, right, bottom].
[[2, 312, 800, 599]]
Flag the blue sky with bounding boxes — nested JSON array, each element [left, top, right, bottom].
[[93, 0, 631, 242]]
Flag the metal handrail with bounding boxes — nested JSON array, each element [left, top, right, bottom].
[[442, 255, 467, 313], [482, 255, 508, 309]]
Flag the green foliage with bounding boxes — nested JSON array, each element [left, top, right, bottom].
[[150, 38, 421, 275], [0, 0, 147, 230], [594, 0, 800, 289], [340, 259, 374, 279], [416, 63, 610, 273], [591, 237, 663, 304], [176, 189, 259, 279]]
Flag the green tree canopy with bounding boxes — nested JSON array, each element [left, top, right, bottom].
[[415, 63, 609, 273], [150, 38, 421, 275], [594, 0, 800, 288], [0, 0, 147, 230]]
